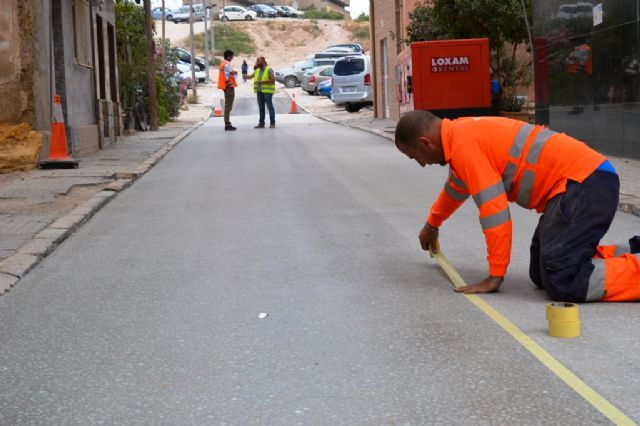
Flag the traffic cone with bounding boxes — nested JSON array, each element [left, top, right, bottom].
[[289, 94, 299, 114], [39, 95, 79, 169], [212, 99, 223, 117]]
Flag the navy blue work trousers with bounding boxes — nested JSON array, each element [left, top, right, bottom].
[[257, 92, 275, 125], [529, 170, 619, 302]]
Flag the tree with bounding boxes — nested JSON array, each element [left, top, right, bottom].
[[143, 0, 159, 130], [407, 0, 533, 110]]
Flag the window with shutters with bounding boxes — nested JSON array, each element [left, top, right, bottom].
[[73, 0, 93, 67]]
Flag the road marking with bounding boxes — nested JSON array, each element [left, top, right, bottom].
[[430, 250, 637, 425]]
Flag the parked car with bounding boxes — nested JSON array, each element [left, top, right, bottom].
[[151, 7, 174, 21], [301, 65, 333, 95], [314, 49, 359, 62], [219, 6, 256, 21], [331, 55, 372, 112], [174, 48, 206, 81], [176, 61, 206, 84], [276, 56, 335, 88], [247, 4, 277, 18], [325, 43, 365, 54], [272, 5, 290, 17], [317, 79, 332, 98], [172, 5, 205, 23], [280, 6, 304, 17]]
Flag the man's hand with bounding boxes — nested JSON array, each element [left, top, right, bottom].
[[419, 223, 439, 253], [454, 276, 503, 294]]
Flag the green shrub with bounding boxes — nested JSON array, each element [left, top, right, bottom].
[[355, 12, 369, 22], [302, 5, 344, 21], [192, 24, 256, 56]]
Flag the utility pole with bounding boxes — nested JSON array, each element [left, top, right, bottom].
[[189, 0, 198, 101], [204, 7, 209, 83], [143, 0, 159, 130]]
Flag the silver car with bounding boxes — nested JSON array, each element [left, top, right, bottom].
[[331, 55, 372, 112], [276, 57, 334, 88], [301, 66, 333, 95]]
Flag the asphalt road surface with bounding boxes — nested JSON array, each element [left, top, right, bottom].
[[1, 105, 639, 425]]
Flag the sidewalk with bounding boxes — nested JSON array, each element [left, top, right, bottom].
[[288, 87, 640, 217], [0, 115, 204, 294]]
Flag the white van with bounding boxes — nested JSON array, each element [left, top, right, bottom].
[[331, 55, 372, 112]]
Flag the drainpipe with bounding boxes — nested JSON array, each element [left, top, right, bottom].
[[370, 0, 378, 118]]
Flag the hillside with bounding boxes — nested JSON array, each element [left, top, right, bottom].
[[161, 18, 369, 69]]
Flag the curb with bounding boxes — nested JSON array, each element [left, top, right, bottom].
[[0, 120, 204, 296]]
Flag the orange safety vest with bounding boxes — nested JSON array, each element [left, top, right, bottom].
[[427, 117, 605, 277], [566, 44, 592, 75], [217, 60, 237, 90]]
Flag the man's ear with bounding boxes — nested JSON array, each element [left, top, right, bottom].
[[416, 135, 431, 150]]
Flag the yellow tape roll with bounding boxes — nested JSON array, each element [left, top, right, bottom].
[[546, 302, 580, 338]]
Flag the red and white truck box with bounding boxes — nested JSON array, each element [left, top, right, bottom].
[[397, 38, 491, 118]]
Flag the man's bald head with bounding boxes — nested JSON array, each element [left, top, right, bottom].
[[395, 110, 441, 147]]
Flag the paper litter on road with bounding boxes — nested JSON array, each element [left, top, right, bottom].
[[258, 313, 269, 319]]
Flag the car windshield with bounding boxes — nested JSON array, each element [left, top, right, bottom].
[[334, 58, 365, 76], [177, 7, 189, 13]]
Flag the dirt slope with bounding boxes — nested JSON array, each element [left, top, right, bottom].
[[163, 18, 359, 69]]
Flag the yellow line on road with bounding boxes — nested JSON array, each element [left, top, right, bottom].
[[430, 250, 637, 425]]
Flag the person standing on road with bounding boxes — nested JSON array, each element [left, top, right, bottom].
[[218, 49, 238, 131], [243, 56, 276, 129], [395, 110, 640, 302], [241, 60, 249, 82]]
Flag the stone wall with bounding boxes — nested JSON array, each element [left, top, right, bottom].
[[0, 0, 36, 125], [371, 0, 401, 120]]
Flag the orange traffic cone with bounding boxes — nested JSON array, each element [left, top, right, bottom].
[[212, 99, 223, 118], [289, 94, 299, 114], [39, 95, 79, 169]]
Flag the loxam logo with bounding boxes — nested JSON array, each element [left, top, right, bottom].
[[431, 56, 470, 73]]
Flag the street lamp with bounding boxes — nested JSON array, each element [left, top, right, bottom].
[[205, 3, 217, 84]]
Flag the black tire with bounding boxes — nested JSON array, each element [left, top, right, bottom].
[[345, 104, 361, 113], [284, 76, 298, 88], [245, 15, 252, 21], [221, 16, 228, 22], [258, 12, 264, 17]]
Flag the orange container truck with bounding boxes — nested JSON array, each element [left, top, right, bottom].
[[397, 38, 492, 118]]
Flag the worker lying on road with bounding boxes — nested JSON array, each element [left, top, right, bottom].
[[395, 110, 640, 302]]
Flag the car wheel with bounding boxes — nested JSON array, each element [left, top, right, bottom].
[[345, 104, 361, 113], [284, 76, 298, 88], [245, 15, 252, 21], [314, 88, 319, 96], [221, 16, 228, 21], [258, 12, 264, 17]]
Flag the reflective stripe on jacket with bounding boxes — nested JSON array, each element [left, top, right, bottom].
[[217, 61, 237, 90], [427, 117, 605, 276], [253, 66, 275, 94]]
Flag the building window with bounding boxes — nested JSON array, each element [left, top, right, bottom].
[[74, 0, 93, 67]]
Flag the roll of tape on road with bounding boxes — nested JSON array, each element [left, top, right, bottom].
[[546, 302, 580, 338]]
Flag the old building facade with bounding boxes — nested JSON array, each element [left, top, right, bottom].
[[0, 0, 120, 169], [369, 0, 422, 120]]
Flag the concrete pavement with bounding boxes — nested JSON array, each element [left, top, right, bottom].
[[0, 109, 638, 424]]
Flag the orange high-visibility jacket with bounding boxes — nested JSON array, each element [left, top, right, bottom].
[[217, 60, 237, 90], [427, 117, 605, 277]]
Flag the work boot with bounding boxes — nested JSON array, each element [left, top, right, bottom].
[[269, 123, 276, 128], [630, 236, 640, 254], [225, 125, 237, 131], [254, 123, 265, 129]]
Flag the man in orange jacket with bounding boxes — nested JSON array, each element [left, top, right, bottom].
[[395, 110, 640, 302], [218, 49, 238, 131]]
